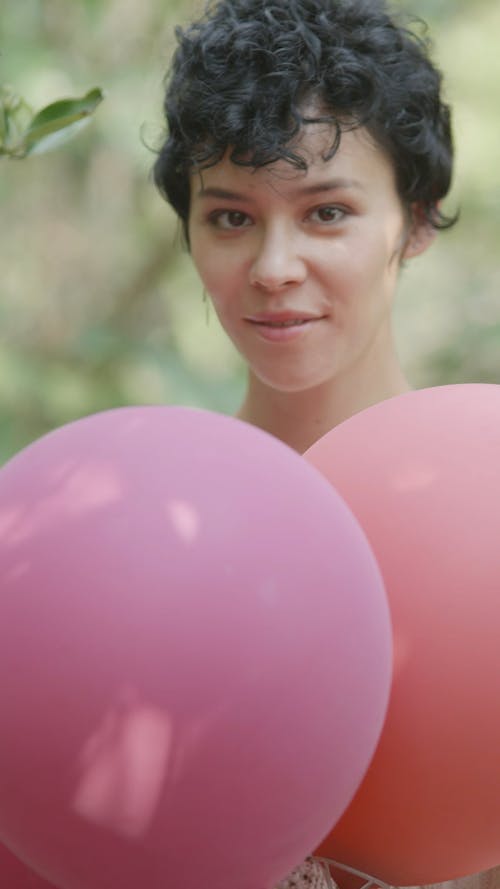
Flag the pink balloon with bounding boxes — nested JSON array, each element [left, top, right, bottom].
[[0, 407, 391, 889], [306, 384, 500, 883], [0, 842, 56, 889]]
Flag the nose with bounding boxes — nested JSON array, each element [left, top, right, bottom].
[[249, 223, 307, 292]]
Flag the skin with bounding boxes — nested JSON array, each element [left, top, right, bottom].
[[188, 124, 435, 453]]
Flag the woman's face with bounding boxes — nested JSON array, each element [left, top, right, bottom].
[[188, 125, 431, 393]]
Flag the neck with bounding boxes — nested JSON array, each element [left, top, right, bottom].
[[237, 339, 411, 454]]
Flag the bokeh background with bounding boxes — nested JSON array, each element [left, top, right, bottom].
[[1, 0, 499, 463]]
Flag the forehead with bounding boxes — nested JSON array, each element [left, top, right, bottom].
[[191, 124, 397, 198]]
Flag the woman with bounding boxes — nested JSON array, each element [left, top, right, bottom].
[[153, 0, 456, 457], [152, 1, 497, 887]]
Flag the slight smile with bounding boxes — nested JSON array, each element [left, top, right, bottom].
[[244, 312, 328, 342]]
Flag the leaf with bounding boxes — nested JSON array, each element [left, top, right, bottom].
[[0, 86, 34, 155], [23, 87, 104, 155], [25, 117, 93, 155]]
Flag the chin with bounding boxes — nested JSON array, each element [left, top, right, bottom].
[[254, 367, 335, 394]]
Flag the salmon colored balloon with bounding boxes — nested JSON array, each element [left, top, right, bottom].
[[0, 407, 391, 889], [305, 384, 500, 885], [0, 843, 56, 888]]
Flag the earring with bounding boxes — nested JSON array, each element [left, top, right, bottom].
[[202, 289, 210, 325]]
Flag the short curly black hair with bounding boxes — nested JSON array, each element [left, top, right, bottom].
[[153, 0, 457, 239]]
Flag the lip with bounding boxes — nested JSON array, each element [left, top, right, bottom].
[[245, 312, 325, 323], [244, 312, 327, 343]]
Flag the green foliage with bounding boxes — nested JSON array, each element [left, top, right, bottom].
[[0, 86, 104, 158]]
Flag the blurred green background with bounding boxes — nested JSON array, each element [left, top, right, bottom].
[[1, 0, 499, 463]]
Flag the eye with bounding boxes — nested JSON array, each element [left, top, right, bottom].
[[309, 205, 346, 224], [209, 210, 252, 230]]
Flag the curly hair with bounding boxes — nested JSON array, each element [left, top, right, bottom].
[[153, 0, 457, 238]]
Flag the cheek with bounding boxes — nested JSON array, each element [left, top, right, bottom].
[[318, 243, 366, 301], [190, 244, 218, 293], [200, 268, 235, 307], [352, 233, 401, 289], [326, 240, 398, 323], [192, 250, 243, 307]]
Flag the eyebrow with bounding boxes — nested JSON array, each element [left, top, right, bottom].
[[196, 178, 365, 201]]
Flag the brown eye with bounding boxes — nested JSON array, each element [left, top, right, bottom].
[[311, 206, 345, 224], [227, 211, 249, 227], [210, 210, 252, 229]]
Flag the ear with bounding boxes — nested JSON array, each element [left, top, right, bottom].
[[402, 204, 437, 259]]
